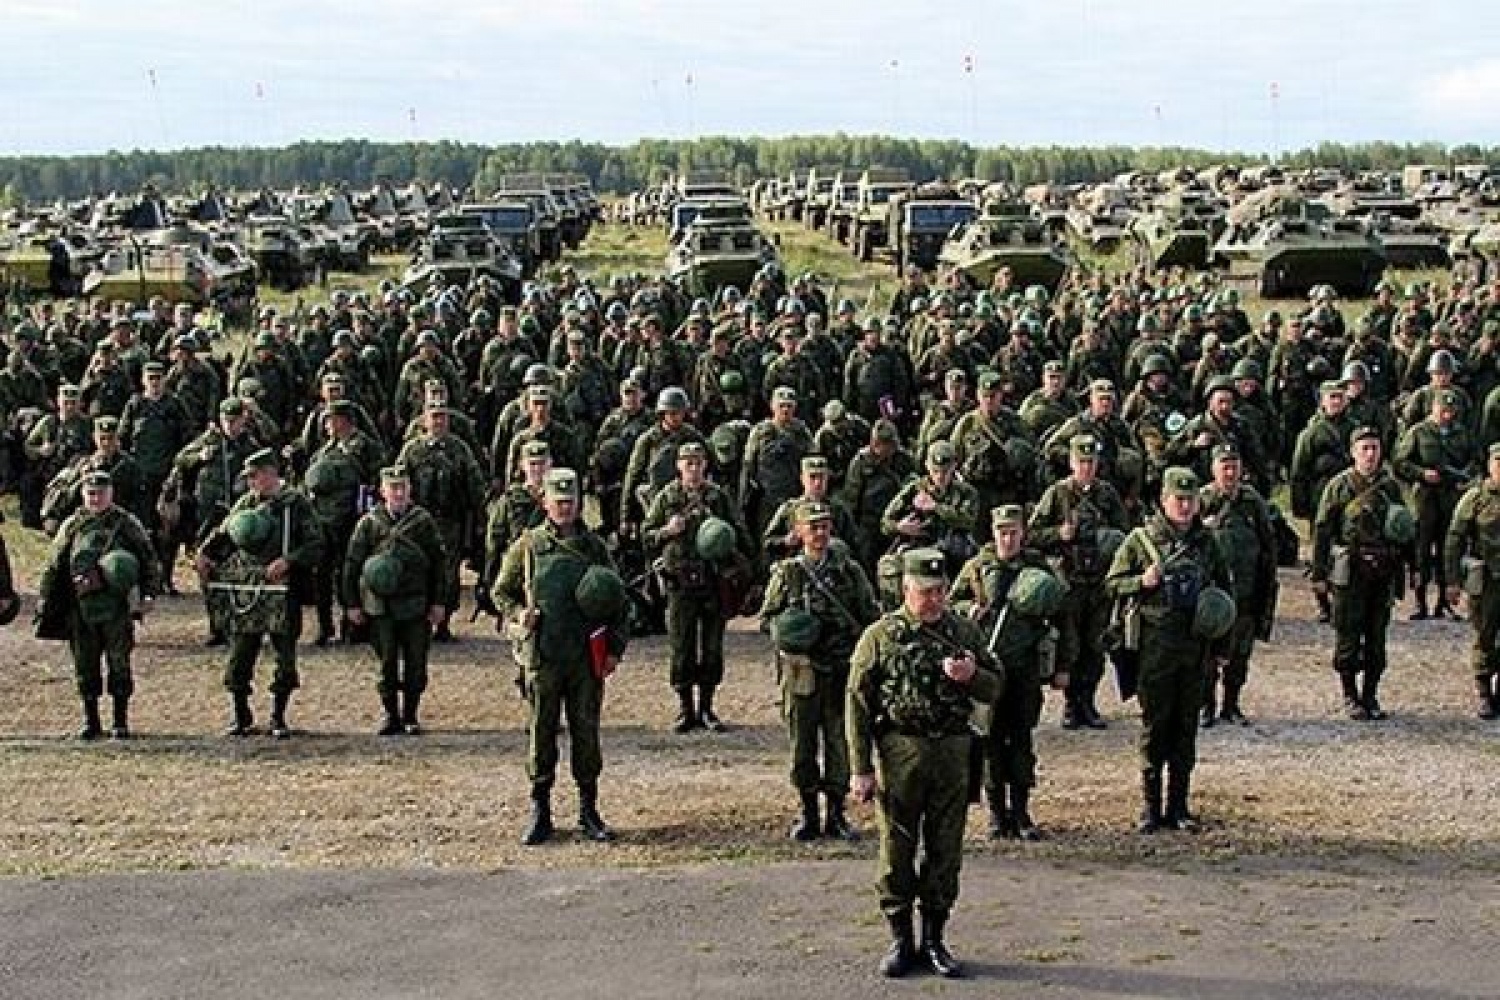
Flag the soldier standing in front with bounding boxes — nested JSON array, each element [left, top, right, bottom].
[[1443, 442, 1500, 719]]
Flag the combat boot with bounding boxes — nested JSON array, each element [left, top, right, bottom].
[[1137, 767, 1163, 834], [1409, 587, 1429, 620], [225, 693, 254, 736], [1478, 677, 1498, 720], [377, 693, 403, 736], [76, 697, 103, 741], [671, 687, 699, 734], [1436, 597, 1462, 622], [109, 696, 130, 740], [521, 782, 554, 846], [1081, 692, 1108, 730], [1340, 672, 1369, 721], [402, 691, 423, 735], [314, 607, 336, 647], [1011, 784, 1042, 841], [1164, 766, 1200, 833], [269, 692, 292, 739], [823, 793, 859, 842], [920, 909, 963, 979], [433, 619, 455, 643], [879, 910, 917, 979], [578, 783, 615, 842], [1199, 687, 1218, 729], [790, 789, 821, 841], [986, 787, 1014, 840], [1219, 683, 1249, 725], [1060, 697, 1083, 730], [697, 684, 725, 732], [1361, 671, 1387, 720], [1314, 589, 1332, 624]]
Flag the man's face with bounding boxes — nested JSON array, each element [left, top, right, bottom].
[[902, 579, 947, 623], [143, 372, 164, 398], [82, 484, 111, 514], [1435, 401, 1456, 426], [678, 455, 706, 488], [1353, 438, 1382, 473], [1071, 453, 1098, 484], [1147, 371, 1168, 392], [523, 457, 551, 486], [1162, 491, 1199, 527], [382, 480, 411, 512], [621, 388, 642, 412], [1043, 370, 1064, 394], [1090, 392, 1114, 419], [544, 492, 579, 527], [802, 469, 829, 499], [773, 400, 796, 423], [94, 430, 118, 454], [1323, 390, 1347, 416], [662, 408, 685, 430], [928, 462, 954, 487], [425, 411, 450, 437], [1208, 390, 1235, 422], [1214, 458, 1243, 492], [977, 388, 1000, 416], [994, 524, 1023, 559], [1432, 368, 1453, 387], [59, 395, 78, 415], [798, 517, 832, 553], [250, 466, 280, 497]]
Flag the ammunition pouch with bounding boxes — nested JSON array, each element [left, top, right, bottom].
[[1161, 567, 1204, 611]]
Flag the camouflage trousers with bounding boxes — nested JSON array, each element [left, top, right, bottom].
[[437, 520, 464, 613], [372, 615, 432, 698], [224, 619, 302, 697], [986, 675, 1043, 793], [1136, 625, 1207, 772], [874, 733, 971, 918], [1205, 614, 1257, 699], [526, 659, 603, 789], [1059, 580, 1111, 706], [1469, 581, 1500, 680], [781, 662, 850, 796], [666, 589, 724, 690], [69, 613, 135, 700], [1412, 489, 1459, 590], [1331, 575, 1395, 679]]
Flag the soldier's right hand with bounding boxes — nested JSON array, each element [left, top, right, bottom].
[[1446, 585, 1463, 609], [347, 608, 365, 626], [1141, 563, 1163, 589], [194, 554, 214, 578], [852, 773, 878, 804], [897, 514, 924, 537], [1059, 516, 1076, 542], [1311, 580, 1329, 598], [665, 514, 687, 537]]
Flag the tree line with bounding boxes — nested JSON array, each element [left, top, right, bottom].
[[2, 136, 1495, 207]]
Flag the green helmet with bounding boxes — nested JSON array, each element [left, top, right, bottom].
[[1002, 435, 1036, 472], [594, 438, 629, 479], [708, 422, 744, 465], [575, 565, 627, 623], [1384, 505, 1417, 545], [361, 552, 403, 597], [1008, 566, 1065, 616], [225, 509, 275, 551], [695, 516, 737, 563], [771, 607, 821, 655], [656, 387, 690, 412], [99, 550, 139, 593], [1193, 586, 1237, 640], [1142, 353, 1173, 376], [719, 370, 747, 394]]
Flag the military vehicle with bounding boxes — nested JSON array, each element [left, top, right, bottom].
[[401, 213, 524, 298], [849, 168, 914, 263], [667, 196, 753, 239], [285, 189, 375, 271], [776, 169, 812, 223], [1212, 187, 1386, 298], [886, 181, 976, 272], [1319, 177, 1448, 269], [801, 166, 844, 230], [490, 176, 564, 262], [824, 171, 860, 245], [665, 203, 776, 298], [358, 183, 418, 251], [937, 195, 1069, 293], [1065, 183, 1132, 252], [0, 230, 101, 296], [458, 201, 542, 278], [1128, 187, 1223, 270], [82, 226, 256, 319]]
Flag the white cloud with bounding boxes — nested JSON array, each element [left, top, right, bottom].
[[1419, 59, 1500, 124]]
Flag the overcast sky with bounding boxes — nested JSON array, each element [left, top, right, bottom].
[[2, 0, 1495, 157]]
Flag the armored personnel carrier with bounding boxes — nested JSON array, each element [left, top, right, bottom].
[[938, 196, 1069, 293], [1212, 187, 1385, 298], [401, 213, 523, 299], [83, 225, 256, 319], [1065, 183, 1132, 252], [1129, 187, 1223, 270], [665, 209, 776, 298]]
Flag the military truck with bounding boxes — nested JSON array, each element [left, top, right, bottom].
[[848, 168, 914, 263], [458, 201, 542, 278], [801, 166, 845, 231], [886, 181, 977, 272], [825, 170, 861, 245], [490, 177, 564, 263]]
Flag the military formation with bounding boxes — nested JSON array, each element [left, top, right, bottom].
[[7, 201, 1500, 980]]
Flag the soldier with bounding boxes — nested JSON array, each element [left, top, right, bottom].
[[844, 317, 915, 425], [396, 404, 487, 641], [842, 419, 917, 577], [760, 500, 880, 841], [1106, 467, 1233, 834], [43, 416, 144, 530], [1044, 379, 1143, 508], [343, 464, 448, 735], [762, 324, 828, 416], [881, 441, 979, 579], [762, 455, 860, 565], [1290, 381, 1354, 622], [163, 334, 221, 430], [23, 383, 92, 529], [1267, 314, 1319, 467], [79, 342, 134, 418], [1395, 389, 1478, 620], [1198, 445, 1277, 726], [1018, 360, 1076, 443], [915, 370, 971, 459], [306, 400, 385, 644], [195, 449, 324, 738], [812, 400, 869, 496], [494, 468, 630, 845], [119, 361, 192, 584], [950, 370, 1034, 517], [847, 547, 1004, 980], [1167, 377, 1270, 494], [485, 441, 552, 582], [395, 330, 466, 426], [1029, 435, 1130, 729], [503, 386, 584, 485], [590, 377, 653, 541], [643, 442, 752, 732], [1444, 443, 1500, 719], [620, 387, 705, 537], [36, 470, 161, 739], [951, 505, 1066, 840], [1341, 360, 1393, 452], [1311, 427, 1414, 720], [740, 386, 815, 538], [1401, 349, 1471, 436]]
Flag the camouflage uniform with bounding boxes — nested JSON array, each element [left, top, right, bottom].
[[1444, 464, 1500, 717], [841, 438, 917, 576], [950, 398, 1034, 515], [396, 428, 487, 622], [305, 424, 386, 640], [739, 412, 815, 537], [1199, 476, 1277, 723], [1394, 409, 1478, 614], [879, 463, 980, 580]]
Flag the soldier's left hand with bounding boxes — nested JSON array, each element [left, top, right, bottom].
[[913, 491, 935, 512], [943, 654, 977, 684], [265, 558, 292, 583], [1050, 671, 1070, 690]]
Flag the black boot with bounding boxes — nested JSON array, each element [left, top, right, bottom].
[[1340, 672, 1368, 720], [205, 631, 228, 648], [790, 789, 821, 841], [1011, 784, 1042, 841], [1081, 691, 1108, 730], [377, 693, 403, 736], [1199, 685, 1218, 729], [269, 692, 292, 739], [1138, 767, 1163, 834], [879, 910, 917, 979], [1409, 587, 1429, 620], [823, 793, 859, 842], [1361, 671, 1387, 720], [920, 909, 963, 978], [1164, 766, 1200, 833], [109, 696, 130, 739], [1315, 589, 1332, 624], [672, 687, 699, 734], [225, 693, 254, 736], [697, 685, 725, 732], [402, 691, 423, 735], [77, 697, 103, 741], [433, 619, 455, 643], [1219, 683, 1248, 725], [521, 782, 554, 846], [1061, 696, 1083, 730], [578, 783, 615, 842], [315, 608, 336, 647], [1477, 677, 1498, 720], [986, 786, 1014, 840]]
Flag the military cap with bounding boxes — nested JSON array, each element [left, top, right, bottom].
[[1350, 425, 1381, 446], [1043, 360, 1066, 374], [325, 399, 355, 419], [423, 377, 446, 392], [1488, 442, 1500, 461], [796, 500, 834, 524], [514, 440, 549, 462], [1089, 378, 1116, 397], [873, 419, 900, 443], [332, 330, 357, 349], [321, 372, 346, 387], [1142, 354, 1173, 376], [677, 441, 707, 461], [59, 384, 81, 399], [253, 331, 277, 349], [424, 402, 451, 416], [657, 386, 689, 411], [173, 334, 198, 351], [709, 325, 732, 344], [499, 305, 519, 320], [801, 455, 830, 474], [93, 416, 120, 434], [1211, 443, 1241, 464], [1428, 349, 1455, 373], [219, 397, 245, 417], [242, 447, 279, 474], [902, 548, 948, 587], [523, 363, 554, 387], [927, 440, 957, 467], [1319, 379, 1347, 396], [237, 378, 262, 398], [977, 370, 1002, 391], [1070, 434, 1101, 458], [1437, 389, 1460, 407], [82, 470, 113, 490], [527, 385, 552, 403], [945, 368, 968, 385], [772, 386, 798, 405], [416, 330, 441, 348], [1162, 466, 1200, 497], [544, 468, 579, 498], [1205, 375, 1236, 397], [143, 360, 166, 376], [1231, 359, 1263, 382], [380, 464, 409, 485], [1341, 361, 1369, 383], [778, 324, 804, 340], [620, 377, 643, 393], [991, 504, 1025, 528]]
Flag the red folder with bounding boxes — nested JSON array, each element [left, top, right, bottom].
[[588, 627, 613, 682]]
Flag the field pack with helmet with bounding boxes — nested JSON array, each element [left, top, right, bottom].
[[204, 506, 291, 636]]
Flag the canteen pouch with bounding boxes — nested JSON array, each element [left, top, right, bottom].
[[1461, 555, 1486, 597], [1329, 544, 1352, 588], [1162, 568, 1204, 611], [781, 653, 817, 697]]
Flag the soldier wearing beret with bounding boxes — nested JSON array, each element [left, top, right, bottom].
[[1394, 387, 1477, 620], [848, 547, 1004, 979], [1106, 467, 1232, 833], [343, 465, 448, 735], [1444, 441, 1500, 719]]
